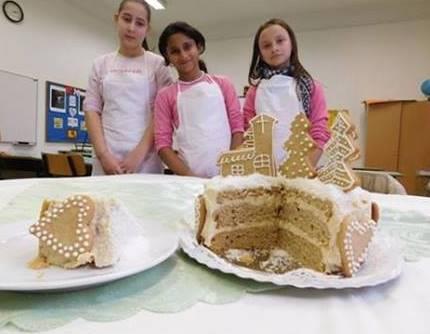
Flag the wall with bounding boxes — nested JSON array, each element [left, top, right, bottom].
[[204, 19, 430, 166], [1, 4, 429, 166], [0, 0, 116, 157]]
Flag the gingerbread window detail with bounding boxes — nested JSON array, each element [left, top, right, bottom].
[[231, 164, 245, 176], [254, 154, 271, 169]]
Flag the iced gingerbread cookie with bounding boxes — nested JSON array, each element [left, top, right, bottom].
[[29, 194, 135, 269]]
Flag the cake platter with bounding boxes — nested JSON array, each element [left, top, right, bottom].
[[179, 224, 403, 289], [0, 220, 178, 292]]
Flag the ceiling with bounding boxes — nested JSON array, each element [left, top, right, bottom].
[[66, 0, 430, 40]]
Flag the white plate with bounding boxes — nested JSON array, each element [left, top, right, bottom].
[[0, 221, 178, 292], [179, 226, 403, 289]]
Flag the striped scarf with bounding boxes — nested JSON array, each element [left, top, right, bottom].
[[260, 65, 313, 116]]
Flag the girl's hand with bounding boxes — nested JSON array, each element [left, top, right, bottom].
[[120, 149, 145, 174], [159, 147, 195, 176], [231, 132, 244, 150], [99, 151, 123, 175]]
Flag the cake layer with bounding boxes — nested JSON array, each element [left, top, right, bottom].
[[209, 224, 279, 253], [215, 203, 280, 228], [278, 229, 325, 272]]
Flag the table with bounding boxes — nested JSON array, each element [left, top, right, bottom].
[[1, 175, 430, 334], [0, 154, 93, 179], [0, 155, 45, 179]]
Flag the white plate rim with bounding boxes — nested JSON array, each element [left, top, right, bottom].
[[0, 221, 178, 292]]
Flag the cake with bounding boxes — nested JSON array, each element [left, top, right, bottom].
[[29, 194, 138, 269], [195, 174, 379, 277]]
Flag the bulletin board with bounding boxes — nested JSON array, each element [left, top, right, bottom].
[[45, 81, 87, 143]]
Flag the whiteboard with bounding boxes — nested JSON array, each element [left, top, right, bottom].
[[0, 69, 38, 144]]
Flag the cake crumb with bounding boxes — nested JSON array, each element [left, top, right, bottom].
[[28, 256, 49, 270]]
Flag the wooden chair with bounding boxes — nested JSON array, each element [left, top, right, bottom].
[[41, 153, 74, 177], [67, 154, 88, 176], [355, 170, 407, 195]]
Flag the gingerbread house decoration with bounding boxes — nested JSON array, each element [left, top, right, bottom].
[[217, 114, 277, 177]]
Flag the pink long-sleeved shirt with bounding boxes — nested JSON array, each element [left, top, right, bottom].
[[243, 80, 330, 149], [154, 73, 244, 152]]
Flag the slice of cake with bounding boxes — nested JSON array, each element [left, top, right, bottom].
[[196, 174, 379, 277], [29, 194, 137, 269]]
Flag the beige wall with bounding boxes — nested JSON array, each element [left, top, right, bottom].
[[0, 0, 116, 157], [1, 2, 429, 166]]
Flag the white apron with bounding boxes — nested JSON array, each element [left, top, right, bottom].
[[255, 74, 303, 166], [92, 54, 162, 175], [174, 75, 231, 178]]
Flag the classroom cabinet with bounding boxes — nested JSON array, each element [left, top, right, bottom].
[[365, 100, 430, 195]]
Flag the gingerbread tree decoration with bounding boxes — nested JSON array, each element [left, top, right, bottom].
[[318, 112, 360, 191], [278, 113, 317, 179]]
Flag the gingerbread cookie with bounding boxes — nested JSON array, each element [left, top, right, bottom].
[[278, 113, 317, 179], [318, 112, 360, 191], [338, 216, 378, 277], [195, 194, 207, 244], [29, 195, 95, 268], [29, 195, 136, 269], [319, 161, 358, 190], [218, 114, 277, 177]]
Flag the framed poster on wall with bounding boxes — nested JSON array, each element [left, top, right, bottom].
[[46, 81, 88, 143]]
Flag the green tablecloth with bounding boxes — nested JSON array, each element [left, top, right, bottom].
[[1, 175, 429, 332]]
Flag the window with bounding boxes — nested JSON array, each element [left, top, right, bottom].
[[231, 164, 245, 176], [254, 154, 271, 169]]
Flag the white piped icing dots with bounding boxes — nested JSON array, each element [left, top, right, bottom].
[[340, 218, 378, 277], [318, 112, 360, 192], [29, 195, 95, 262], [279, 113, 317, 179]]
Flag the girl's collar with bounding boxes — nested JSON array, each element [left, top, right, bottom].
[[117, 48, 145, 58], [178, 71, 205, 84], [260, 64, 294, 79]]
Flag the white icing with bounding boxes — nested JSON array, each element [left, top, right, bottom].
[[91, 198, 142, 268], [205, 174, 285, 192], [260, 249, 294, 273], [225, 249, 250, 262]]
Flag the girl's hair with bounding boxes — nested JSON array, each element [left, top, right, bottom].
[[118, 0, 151, 50], [158, 21, 206, 66], [198, 59, 208, 73], [248, 18, 312, 86]]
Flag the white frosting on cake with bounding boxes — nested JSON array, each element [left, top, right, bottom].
[[206, 174, 370, 213], [284, 177, 370, 217], [91, 198, 141, 267], [206, 174, 285, 192]]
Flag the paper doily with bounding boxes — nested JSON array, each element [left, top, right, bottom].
[[180, 226, 403, 289]]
